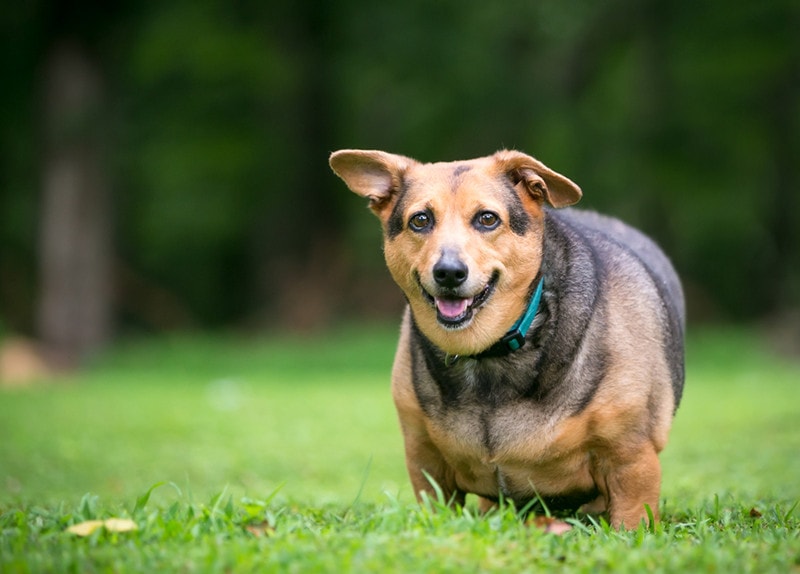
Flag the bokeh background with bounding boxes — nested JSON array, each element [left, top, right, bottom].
[[1, 0, 798, 367]]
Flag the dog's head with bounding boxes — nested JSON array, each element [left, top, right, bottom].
[[330, 149, 581, 355]]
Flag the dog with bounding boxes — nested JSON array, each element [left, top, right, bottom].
[[329, 149, 685, 528]]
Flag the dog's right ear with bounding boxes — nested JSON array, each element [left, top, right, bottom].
[[494, 150, 582, 208], [329, 150, 416, 215]]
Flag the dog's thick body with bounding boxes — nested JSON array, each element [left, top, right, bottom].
[[330, 149, 685, 528]]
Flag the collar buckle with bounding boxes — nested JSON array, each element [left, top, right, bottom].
[[500, 330, 526, 352]]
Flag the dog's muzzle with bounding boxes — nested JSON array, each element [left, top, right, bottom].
[[419, 271, 499, 329]]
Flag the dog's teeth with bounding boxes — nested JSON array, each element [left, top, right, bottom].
[[435, 298, 472, 319]]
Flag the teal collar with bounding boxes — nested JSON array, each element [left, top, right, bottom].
[[499, 275, 545, 352]]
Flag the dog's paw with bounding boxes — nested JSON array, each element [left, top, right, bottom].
[[527, 515, 573, 535]]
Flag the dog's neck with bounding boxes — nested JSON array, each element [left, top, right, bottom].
[[444, 274, 545, 364]]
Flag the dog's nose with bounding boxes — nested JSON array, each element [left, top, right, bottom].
[[433, 254, 468, 288]]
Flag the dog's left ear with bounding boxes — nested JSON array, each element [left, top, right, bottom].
[[329, 149, 417, 215], [494, 150, 582, 208]]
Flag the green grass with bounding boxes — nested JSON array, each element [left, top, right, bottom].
[[1, 325, 799, 572]]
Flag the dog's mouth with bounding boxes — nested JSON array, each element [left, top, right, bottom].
[[420, 272, 499, 329]]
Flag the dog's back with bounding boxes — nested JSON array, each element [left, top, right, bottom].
[[546, 208, 685, 408]]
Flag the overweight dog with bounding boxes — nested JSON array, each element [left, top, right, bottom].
[[329, 149, 685, 528]]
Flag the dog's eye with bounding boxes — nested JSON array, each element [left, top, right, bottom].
[[475, 211, 500, 230], [409, 212, 432, 232]]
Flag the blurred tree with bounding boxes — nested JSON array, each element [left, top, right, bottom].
[[2, 0, 126, 365], [38, 40, 112, 365], [249, 0, 350, 329], [0, 0, 798, 345], [117, 0, 277, 328], [0, 4, 40, 336]]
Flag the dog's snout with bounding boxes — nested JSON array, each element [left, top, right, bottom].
[[433, 253, 468, 288]]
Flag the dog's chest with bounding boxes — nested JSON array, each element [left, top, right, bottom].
[[418, 359, 562, 458], [413, 357, 594, 499], [427, 399, 592, 500], [433, 400, 550, 456]]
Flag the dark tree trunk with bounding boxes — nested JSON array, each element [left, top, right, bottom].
[[37, 41, 113, 366], [764, 36, 800, 315]]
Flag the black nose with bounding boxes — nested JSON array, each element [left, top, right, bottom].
[[433, 254, 468, 288]]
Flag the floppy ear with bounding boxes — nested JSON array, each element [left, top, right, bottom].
[[329, 149, 417, 214], [494, 150, 582, 208]]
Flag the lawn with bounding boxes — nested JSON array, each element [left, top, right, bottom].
[[1, 325, 799, 572]]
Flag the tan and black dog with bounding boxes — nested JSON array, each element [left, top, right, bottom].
[[329, 149, 685, 528]]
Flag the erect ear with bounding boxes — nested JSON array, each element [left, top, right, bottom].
[[329, 149, 417, 214], [494, 150, 582, 208]]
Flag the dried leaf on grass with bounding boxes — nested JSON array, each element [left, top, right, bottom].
[[66, 520, 105, 536], [67, 518, 138, 536]]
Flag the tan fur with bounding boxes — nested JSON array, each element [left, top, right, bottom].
[[331, 149, 677, 529], [392, 288, 672, 527]]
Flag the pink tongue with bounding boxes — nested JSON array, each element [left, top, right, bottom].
[[435, 297, 472, 319]]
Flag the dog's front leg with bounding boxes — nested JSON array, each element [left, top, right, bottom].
[[398, 419, 463, 507], [593, 441, 662, 529]]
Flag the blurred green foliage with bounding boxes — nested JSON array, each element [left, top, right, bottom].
[[0, 0, 798, 332]]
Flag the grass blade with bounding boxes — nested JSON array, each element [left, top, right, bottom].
[[348, 455, 373, 511], [133, 482, 166, 515]]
